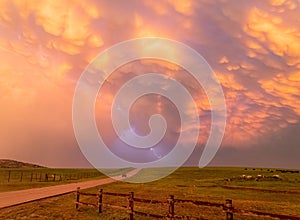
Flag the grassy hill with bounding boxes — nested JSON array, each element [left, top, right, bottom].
[[0, 159, 45, 168]]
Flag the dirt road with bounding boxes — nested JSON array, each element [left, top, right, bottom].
[[0, 168, 141, 209]]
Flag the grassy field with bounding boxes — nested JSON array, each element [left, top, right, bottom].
[[0, 168, 131, 192], [0, 167, 299, 219]]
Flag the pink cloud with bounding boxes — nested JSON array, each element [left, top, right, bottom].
[[0, 0, 299, 167]]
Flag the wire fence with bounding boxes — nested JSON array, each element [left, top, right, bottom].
[[1, 170, 102, 183]]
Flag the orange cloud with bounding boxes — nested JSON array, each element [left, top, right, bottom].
[[8, 0, 103, 55], [269, 0, 297, 9], [216, 73, 245, 91], [259, 73, 300, 115], [219, 56, 229, 64], [167, 0, 194, 15], [245, 7, 300, 59]]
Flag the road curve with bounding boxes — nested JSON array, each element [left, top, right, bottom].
[[0, 168, 141, 209]]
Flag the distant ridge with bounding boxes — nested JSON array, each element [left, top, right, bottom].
[[0, 159, 45, 168]]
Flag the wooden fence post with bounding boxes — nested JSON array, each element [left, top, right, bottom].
[[224, 199, 233, 220], [128, 192, 134, 220], [20, 172, 23, 182], [30, 173, 33, 182], [168, 195, 175, 219], [98, 189, 103, 213], [76, 187, 80, 209], [53, 174, 56, 182], [7, 171, 11, 182]]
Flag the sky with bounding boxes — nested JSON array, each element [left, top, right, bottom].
[[0, 0, 299, 168]]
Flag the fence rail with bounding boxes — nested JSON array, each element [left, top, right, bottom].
[[2, 170, 102, 183], [75, 188, 233, 220], [75, 188, 300, 220]]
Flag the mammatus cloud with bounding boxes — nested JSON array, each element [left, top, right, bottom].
[[0, 0, 299, 167]]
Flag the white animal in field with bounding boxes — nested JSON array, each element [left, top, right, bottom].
[[255, 174, 264, 181], [272, 174, 280, 179]]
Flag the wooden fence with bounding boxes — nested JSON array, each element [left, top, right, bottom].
[[75, 188, 300, 220], [75, 187, 233, 220]]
